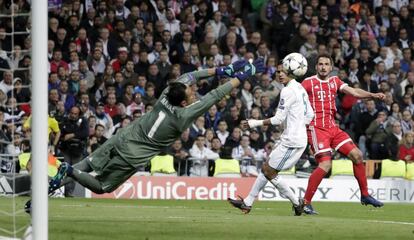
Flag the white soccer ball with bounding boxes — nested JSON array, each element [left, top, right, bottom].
[[282, 53, 308, 77]]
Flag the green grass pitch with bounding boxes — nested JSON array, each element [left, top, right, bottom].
[[0, 197, 413, 239]]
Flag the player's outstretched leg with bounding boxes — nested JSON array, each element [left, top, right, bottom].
[[303, 159, 330, 215], [303, 203, 318, 215], [25, 162, 73, 214], [267, 174, 302, 216], [49, 162, 73, 193], [227, 195, 252, 214], [292, 198, 305, 216], [348, 148, 384, 208], [361, 195, 384, 207]]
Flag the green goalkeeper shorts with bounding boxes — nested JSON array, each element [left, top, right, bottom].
[[88, 144, 137, 193]]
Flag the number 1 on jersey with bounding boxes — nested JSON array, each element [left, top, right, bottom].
[[148, 111, 166, 138]]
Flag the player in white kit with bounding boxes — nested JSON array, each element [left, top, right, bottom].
[[228, 65, 314, 215]]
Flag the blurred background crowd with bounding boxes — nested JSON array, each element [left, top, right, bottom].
[[1, 0, 414, 179]]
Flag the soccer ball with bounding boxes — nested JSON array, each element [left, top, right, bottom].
[[282, 53, 308, 77]]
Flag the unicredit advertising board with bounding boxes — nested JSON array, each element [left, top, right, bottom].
[[87, 176, 414, 203]]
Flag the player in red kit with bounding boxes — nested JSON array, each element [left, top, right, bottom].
[[301, 54, 385, 214]]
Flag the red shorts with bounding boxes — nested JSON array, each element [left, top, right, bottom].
[[307, 125, 356, 161]]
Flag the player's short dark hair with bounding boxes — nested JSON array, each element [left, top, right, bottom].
[[166, 82, 187, 106], [316, 53, 333, 65]]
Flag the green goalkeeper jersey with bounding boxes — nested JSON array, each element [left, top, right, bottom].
[[89, 71, 233, 170]]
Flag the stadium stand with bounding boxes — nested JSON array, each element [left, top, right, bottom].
[[0, 0, 414, 183]]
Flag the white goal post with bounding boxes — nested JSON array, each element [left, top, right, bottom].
[[31, 0, 49, 239]]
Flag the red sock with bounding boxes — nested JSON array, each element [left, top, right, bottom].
[[304, 167, 327, 204], [353, 162, 369, 197]]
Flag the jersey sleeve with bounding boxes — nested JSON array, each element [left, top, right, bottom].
[[335, 76, 348, 92], [175, 69, 210, 86], [270, 88, 294, 125], [178, 82, 233, 130], [159, 69, 212, 100], [304, 93, 314, 124]]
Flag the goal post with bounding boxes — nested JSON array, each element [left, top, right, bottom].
[[31, 0, 49, 239]]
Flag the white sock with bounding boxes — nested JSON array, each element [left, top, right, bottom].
[[269, 175, 299, 206], [244, 173, 268, 206]]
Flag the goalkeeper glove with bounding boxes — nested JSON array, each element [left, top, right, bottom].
[[215, 59, 248, 77], [234, 58, 266, 81], [248, 119, 264, 128]]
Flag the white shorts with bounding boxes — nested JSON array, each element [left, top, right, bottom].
[[268, 144, 306, 171]]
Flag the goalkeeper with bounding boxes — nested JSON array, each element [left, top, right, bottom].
[[47, 59, 264, 195]]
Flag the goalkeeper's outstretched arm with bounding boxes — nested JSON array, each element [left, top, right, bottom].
[[174, 68, 217, 86], [174, 59, 253, 86]]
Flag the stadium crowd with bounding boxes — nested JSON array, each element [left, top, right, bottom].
[[0, 0, 414, 178]]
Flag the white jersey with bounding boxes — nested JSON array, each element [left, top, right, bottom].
[[270, 79, 314, 147]]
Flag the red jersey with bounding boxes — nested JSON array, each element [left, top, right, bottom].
[[301, 75, 348, 128]]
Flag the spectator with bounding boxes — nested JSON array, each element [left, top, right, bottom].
[[93, 123, 107, 146], [170, 139, 189, 176], [189, 134, 219, 177], [0, 71, 14, 94], [79, 59, 95, 90], [400, 72, 414, 96], [58, 81, 76, 112], [126, 92, 145, 116], [260, 74, 279, 101], [388, 72, 403, 100], [240, 80, 254, 112], [216, 120, 229, 145], [204, 129, 215, 149], [388, 102, 403, 124], [371, 61, 389, 85], [8, 78, 30, 104], [190, 115, 206, 140], [360, 71, 379, 93], [112, 103, 128, 125], [299, 33, 318, 59], [95, 102, 113, 138], [401, 93, 414, 114], [205, 104, 221, 131], [347, 58, 363, 84], [224, 126, 242, 148], [58, 106, 88, 196], [211, 137, 222, 154], [400, 109, 414, 134], [366, 111, 389, 159], [224, 105, 242, 132], [164, 8, 180, 38], [386, 121, 403, 160], [354, 99, 378, 157], [374, 47, 394, 70], [259, 95, 274, 119], [398, 131, 414, 163], [206, 11, 227, 41], [156, 49, 171, 80], [400, 47, 412, 73], [232, 134, 259, 177], [272, 2, 293, 56], [142, 83, 158, 106]]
